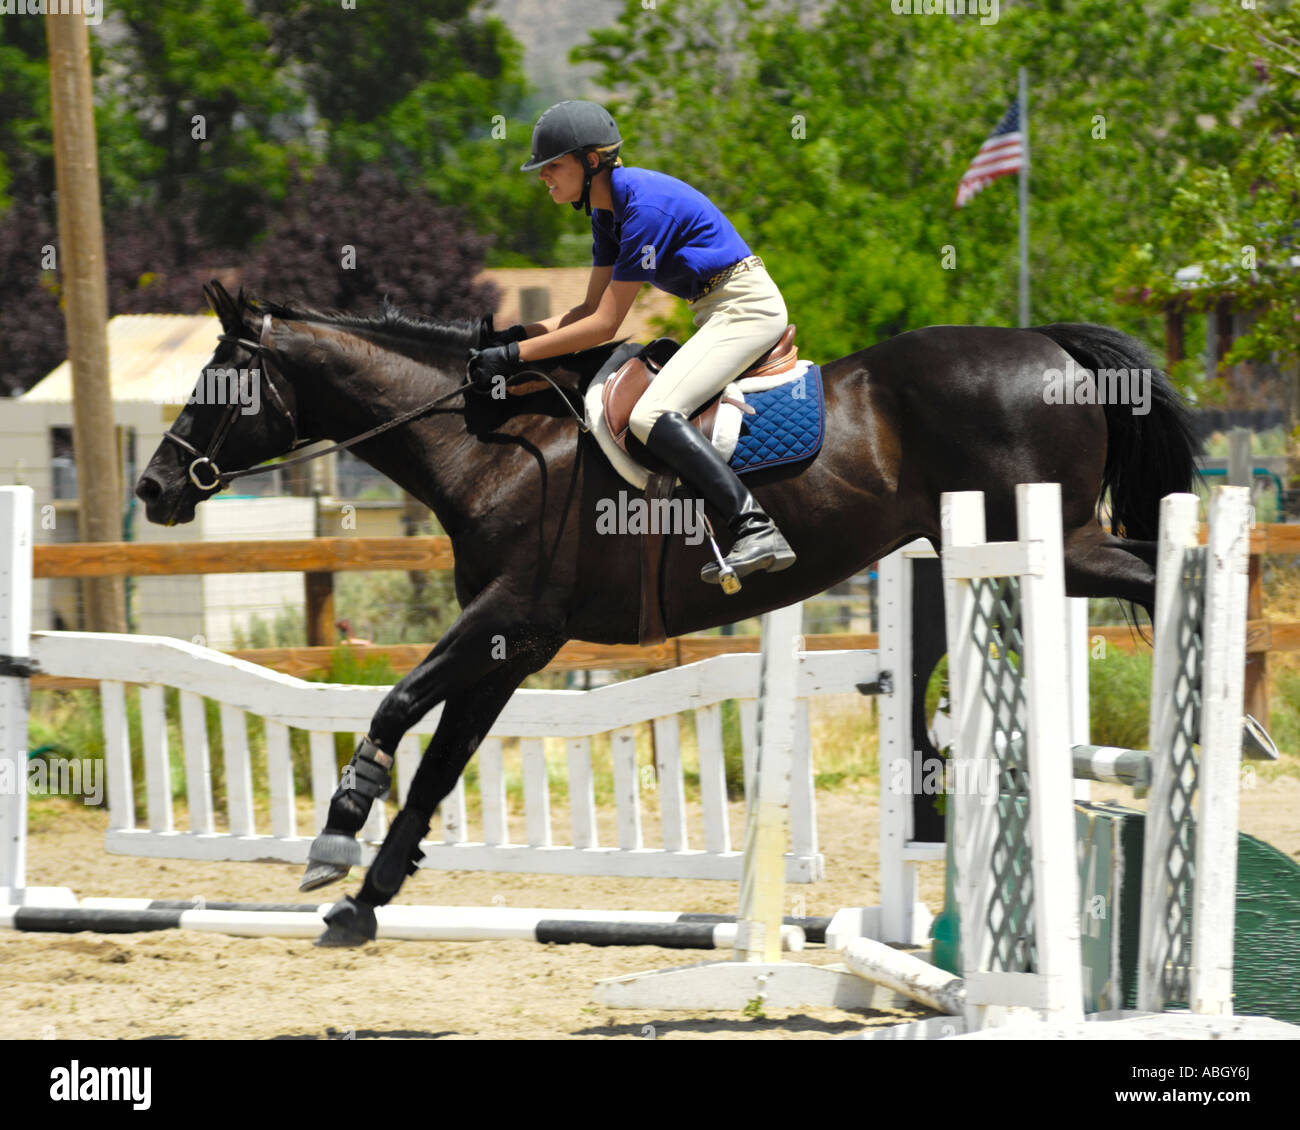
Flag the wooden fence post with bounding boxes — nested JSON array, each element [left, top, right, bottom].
[[304, 573, 335, 649]]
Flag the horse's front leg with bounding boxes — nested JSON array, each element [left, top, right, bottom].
[[313, 646, 558, 946], [299, 596, 559, 892]]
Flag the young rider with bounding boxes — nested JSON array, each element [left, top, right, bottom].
[[468, 100, 796, 585]]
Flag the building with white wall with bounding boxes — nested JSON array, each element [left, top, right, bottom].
[[4, 314, 312, 645]]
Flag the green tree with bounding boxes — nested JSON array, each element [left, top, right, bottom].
[[575, 0, 1256, 360], [1111, 2, 1299, 507], [0, 14, 51, 211], [96, 0, 308, 249], [89, 1, 553, 263], [1112, 3, 1298, 370], [252, 0, 561, 265]]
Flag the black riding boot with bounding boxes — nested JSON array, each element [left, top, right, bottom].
[[643, 411, 796, 585]]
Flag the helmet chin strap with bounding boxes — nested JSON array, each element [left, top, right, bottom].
[[573, 154, 597, 215]]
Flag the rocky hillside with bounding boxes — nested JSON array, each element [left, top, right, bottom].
[[488, 0, 625, 106]]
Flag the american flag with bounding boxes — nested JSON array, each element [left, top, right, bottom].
[[954, 97, 1025, 209]]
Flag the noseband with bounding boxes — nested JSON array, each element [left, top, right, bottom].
[[162, 314, 303, 493]]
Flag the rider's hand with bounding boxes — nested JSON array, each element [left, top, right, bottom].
[[467, 341, 522, 395], [487, 323, 530, 348]]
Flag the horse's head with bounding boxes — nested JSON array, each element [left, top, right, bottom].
[[136, 281, 301, 525]]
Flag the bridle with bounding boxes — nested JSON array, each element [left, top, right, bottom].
[[161, 312, 589, 497], [162, 314, 308, 492]]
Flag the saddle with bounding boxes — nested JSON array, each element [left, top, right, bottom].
[[588, 325, 800, 648], [601, 325, 799, 473]]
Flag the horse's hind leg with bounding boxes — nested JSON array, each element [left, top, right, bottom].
[[1062, 523, 1157, 617]]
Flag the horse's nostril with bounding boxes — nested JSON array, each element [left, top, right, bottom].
[[136, 475, 161, 503]]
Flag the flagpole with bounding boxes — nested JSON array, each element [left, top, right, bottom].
[[1018, 66, 1030, 327]]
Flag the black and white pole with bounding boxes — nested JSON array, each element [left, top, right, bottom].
[[0, 900, 820, 948]]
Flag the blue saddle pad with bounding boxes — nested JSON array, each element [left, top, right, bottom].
[[729, 364, 825, 475]]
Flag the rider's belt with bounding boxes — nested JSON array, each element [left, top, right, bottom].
[[689, 255, 764, 305]]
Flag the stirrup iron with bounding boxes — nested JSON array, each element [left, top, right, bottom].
[[701, 512, 741, 594]]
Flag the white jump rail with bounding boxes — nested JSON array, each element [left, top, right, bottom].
[[3, 484, 885, 887], [26, 632, 883, 882]]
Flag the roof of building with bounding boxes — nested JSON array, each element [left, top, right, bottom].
[[1118, 254, 1300, 311], [22, 314, 219, 403], [475, 267, 684, 341], [23, 270, 687, 403]]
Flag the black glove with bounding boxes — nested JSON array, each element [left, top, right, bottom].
[[477, 315, 529, 350], [488, 323, 530, 348], [467, 341, 521, 395]]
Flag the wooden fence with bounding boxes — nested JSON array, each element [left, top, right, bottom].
[[32, 529, 1299, 719]]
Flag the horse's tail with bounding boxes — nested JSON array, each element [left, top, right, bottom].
[[1031, 322, 1202, 540]]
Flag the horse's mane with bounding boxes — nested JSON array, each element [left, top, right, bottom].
[[240, 290, 630, 390], [248, 294, 482, 355]]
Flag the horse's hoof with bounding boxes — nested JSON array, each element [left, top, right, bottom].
[[300, 861, 351, 892], [300, 832, 361, 892], [314, 895, 378, 948], [1243, 714, 1279, 761]]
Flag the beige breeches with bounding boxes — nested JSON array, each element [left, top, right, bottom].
[[627, 265, 788, 443]]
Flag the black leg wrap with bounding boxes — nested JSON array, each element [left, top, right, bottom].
[[300, 736, 394, 893], [357, 808, 431, 906], [324, 735, 394, 835]]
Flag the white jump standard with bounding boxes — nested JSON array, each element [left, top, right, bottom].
[[848, 483, 1299, 1039]]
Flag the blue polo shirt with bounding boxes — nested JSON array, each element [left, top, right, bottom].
[[591, 166, 752, 301]]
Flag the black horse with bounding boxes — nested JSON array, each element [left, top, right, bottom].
[[136, 281, 1199, 945]]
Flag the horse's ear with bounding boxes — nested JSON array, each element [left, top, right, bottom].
[[205, 279, 241, 333]]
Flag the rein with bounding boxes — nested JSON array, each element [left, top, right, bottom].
[[162, 314, 587, 494]]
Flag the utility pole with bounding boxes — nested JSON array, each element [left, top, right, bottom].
[[47, 11, 125, 633]]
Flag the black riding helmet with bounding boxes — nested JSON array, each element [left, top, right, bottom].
[[521, 100, 622, 216]]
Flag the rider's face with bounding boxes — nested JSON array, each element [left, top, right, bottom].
[[538, 153, 593, 205]]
